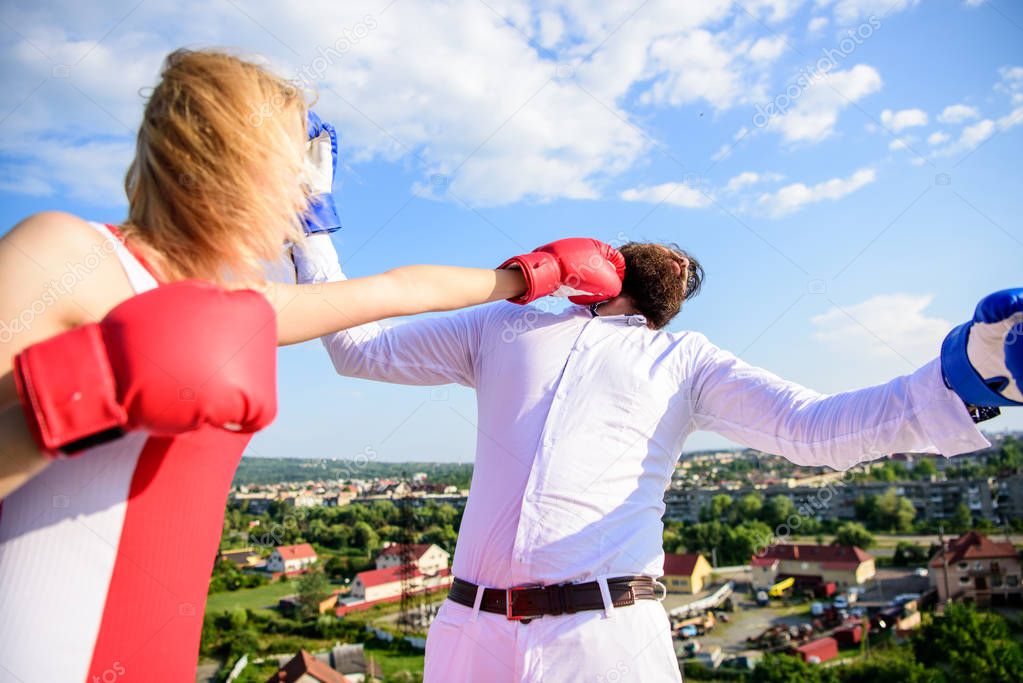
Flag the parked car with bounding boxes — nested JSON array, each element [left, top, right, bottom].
[[693, 646, 724, 670], [893, 593, 921, 607], [914, 568, 929, 578], [676, 639, 701, 659], [722, 654, 760, 671]]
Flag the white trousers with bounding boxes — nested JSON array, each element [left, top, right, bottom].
[[423, 595, 681, 682]]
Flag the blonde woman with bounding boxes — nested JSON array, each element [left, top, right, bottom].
[[0, 49, 625, 682]]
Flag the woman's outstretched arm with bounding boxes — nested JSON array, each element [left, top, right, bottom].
[[267, 265, 527, 346]]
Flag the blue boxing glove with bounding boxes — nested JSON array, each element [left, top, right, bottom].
[[303, 110, 341, 234], [941, 288, 1023, 408]]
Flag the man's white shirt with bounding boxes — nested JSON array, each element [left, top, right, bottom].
[[294, 235, 989, 591]]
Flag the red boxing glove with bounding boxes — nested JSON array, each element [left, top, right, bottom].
[[14, 280, 278, 456], [500, 238, 625, 305]]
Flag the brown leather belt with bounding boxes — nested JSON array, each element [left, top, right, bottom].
[[447, 576, 659, 623]]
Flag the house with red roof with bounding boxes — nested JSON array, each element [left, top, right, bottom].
[[265, 649, 351, 683], [375, 542, 450, 575], [929, 531, 1021, 604], [751, 543, 875, 589], [662, 553, 713, 594], [267, 543, 318, 575], [349, 563, 452, 604]]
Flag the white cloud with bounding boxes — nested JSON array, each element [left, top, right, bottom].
[[811, 293, 951, 367], [756, 167, 876, 216], [807, 16, 829, 33], [536, 10, 565, 48], [744, 0, 804, 22], [0, 0, 830, 207], [830, 0, 920, 23], [620, 181, 713, 209], [710, 126, 750, 162], [888, 137, 909, 151], [930, 107, 1023, 157], [749, 36, 788, 63], [724, 170, 783, 192], [880, 108, 928, 132], [11, 139, 134, 206], [937, 103, 980, 124], [640, 25, 780, 110], [996, 65, 1023, 104], [927, 131, 950, 145], [767, 64, 883, 143]]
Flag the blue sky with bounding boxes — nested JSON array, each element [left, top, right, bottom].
[[1, 0, 1021, 463]]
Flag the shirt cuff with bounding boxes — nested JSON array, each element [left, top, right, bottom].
[[293, 233, 346, 284], [909, 358, 991, 457]]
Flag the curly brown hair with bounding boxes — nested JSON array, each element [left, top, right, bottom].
[[618, 242, 704, 329]]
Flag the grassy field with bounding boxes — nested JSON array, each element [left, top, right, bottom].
[[205, 581, 296, 614], [365, 642, 426, 678]]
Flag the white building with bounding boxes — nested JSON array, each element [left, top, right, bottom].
[[267, 543, 318, 574], [349, 565, 452, 603], [283, 493, 322, 508], [375, 543, 450, 575]]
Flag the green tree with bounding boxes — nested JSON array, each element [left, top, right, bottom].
[[734, 492, 764, 523], [296, 570, 331, 620], [950, 503, 973, 534], [663, 528, 681, 554], [752, 653, 833, 683], [868, 488, 916, 532], [839, 649, 939, 683], [703, 494, 733, 522], [834, 522, 874, 549], [323, 555, 347, 581], [911, 458, 937, 481], [352, 520, 380, 554], [912, 602, 1023, 682], [892, 541, 928, 566], [420, 524, 459, 553], [434, 503, 458, 527], [724, 520, 774, 566], [227, 607, 247, 630], [678, 521, 726, 557], [989, 436, 1023, 475], [763, 495, 796, 528]]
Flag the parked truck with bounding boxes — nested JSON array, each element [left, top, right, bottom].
[[794, 637, 839, 664], [675, 612, 717, 637]]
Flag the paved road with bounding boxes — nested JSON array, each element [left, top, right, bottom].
[[860, 568, 931, 603], [692, 603, 806, 656], [195, 663, 219, 683]]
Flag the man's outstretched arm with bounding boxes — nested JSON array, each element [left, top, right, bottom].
[[688, 338, 989, 472], [689, 288, 1021, 470], [291, 233, 486, 387]]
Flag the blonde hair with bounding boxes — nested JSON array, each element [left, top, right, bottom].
[[124, 48, 309, 284]]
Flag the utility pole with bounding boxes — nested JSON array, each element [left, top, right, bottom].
[[397, 471, 417, 634], [938, 524, 951, 605]]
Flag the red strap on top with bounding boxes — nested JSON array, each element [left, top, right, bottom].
[[104, 224, 161, 284]]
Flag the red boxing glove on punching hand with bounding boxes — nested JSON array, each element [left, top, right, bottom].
[[500, 238, 625, 305], [14, 280, 278, 456]]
